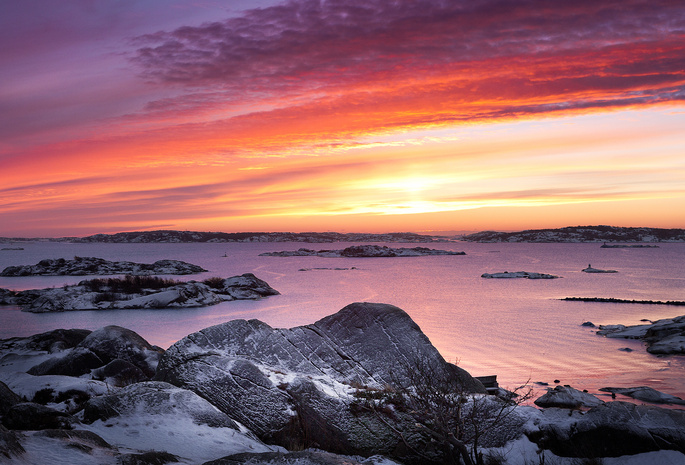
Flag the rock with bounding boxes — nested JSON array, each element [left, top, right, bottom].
[[13, 273, 279, 312], [82, 381, 240, 430], [0, 381, 22, 415], [599, 386, 685, 405], [596, 315, 685, 355], [0, 256, 207, 276], [120, 450, 180, 465], [260, 245, 465, 257], [580, 321, 595, 327], [0, 288, 16, 305], [27, 347, 104, 377], [33, 429, 114, 450], [582, 266, 618, 273], [534, 385, 604, 409], [0, 424, 25, 459], [91, 359, 149, 386], [204, 449, 401, 465], [2, 402, 76, 430], [481, 271, 560, 279], [155, 302, 485, 458], [0, 328, 91, 353], [77, 325, 163, 377], [529, 401, 685, 458]]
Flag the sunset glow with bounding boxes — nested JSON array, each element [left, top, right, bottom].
[[2, 0, 685, 236]]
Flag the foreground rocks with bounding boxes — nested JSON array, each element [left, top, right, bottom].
[[596, 314, 685, 355], [1, 303, 685, 464], [529, 401, 685, 458], [260, 245, 465, 257], [1, 256, 207, 276], [3, 273, 279, 312]]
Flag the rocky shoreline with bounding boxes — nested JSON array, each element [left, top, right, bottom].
[[1, 256, 207, 276], [481, 271, 560, 279], [0, 273, 279, 312], [595, 314, 685, 355], [1, 303, 684, 464], [260, 244, 466, 257]]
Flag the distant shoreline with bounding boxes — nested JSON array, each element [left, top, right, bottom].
[[562, 297, 685, 306]]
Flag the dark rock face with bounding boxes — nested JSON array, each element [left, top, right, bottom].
[[155, 302, 484, 457], [91, 359, 149, 386], [0, 425, 25, 460], [0, 328, 91, 353], [2, 402, 76, 430], [0, 381, 21, 415], [529, 401, 685, 458], [0, 256, 207, 276], [27, 347, 104, 377], [120, 450, 180, 465]]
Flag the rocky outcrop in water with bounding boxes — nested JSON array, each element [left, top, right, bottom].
[[155, 302, 484, 458], [1, 256, 207, 276], [6, 273, 279, 312], [461, 226, 685, 242], [260, 245, 465, 257], [481, 271, 560, 279], [596, 314, 685, 355]]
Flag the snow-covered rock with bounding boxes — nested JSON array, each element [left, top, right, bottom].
[[534, 385, 604, 409], [581, 265, 617, 273], [528, 401, 685, 458], [155, 302, 485, 459], [9, 273, 279, 312], [0, 256, 207, 276], [260, 245, 465, 257], [481, 271, 560, 279]]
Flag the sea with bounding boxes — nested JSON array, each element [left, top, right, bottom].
[[1, 240, 684, 403]]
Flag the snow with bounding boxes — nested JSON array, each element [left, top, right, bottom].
[[0, 371, 110, 401]]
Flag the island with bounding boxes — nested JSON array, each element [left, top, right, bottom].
[[582, 264, 618, 273], [460, 225, 685, 242], [1, 256, 207, 276], [259, 244, 465, 257], [0, 273, 278, 312], [481, 271, 560, 279]]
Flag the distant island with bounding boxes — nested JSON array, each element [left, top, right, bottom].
[[260, 245, 465, 257], [1, 225, 684, 244], [460, 225, 685, 243]]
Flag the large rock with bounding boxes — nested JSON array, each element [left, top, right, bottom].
[[0, 425, 25, 460], [2, 402, 76, 430], [77, 325, 163, 377], [534, 385, 604, 409], [0, 328, 91, 353], [27, 347, 104, 377], [155, 302, 485, 459], [528, 401, 685, 458], [0, 381, 21, 415]]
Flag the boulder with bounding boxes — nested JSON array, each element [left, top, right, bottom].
[[2, 402, 76, 430], [203, 449, 401, 465], [0, 328, 91, 353], [120, 451, 180, 465], [598, 386, 685, 405], [82, 381, 241, 430], [91, 359, 149, 386], [529, 401, 685, 458], [534, 385, 604, 409], [77, 325, 163, 377], [155, 302, 485, 458], [27, 347, 104, 377]]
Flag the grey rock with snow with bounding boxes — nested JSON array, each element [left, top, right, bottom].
[[534, 385, 604, 409], [599, 386, 685, 405], [529, 401, 685, 458], [0, 381, 21, 415], [597, 314, 685, 355], [204, 449, 402, 465], [0, 256, 207, 276], [155, 302, 485, 457], [10, 273, 279, 312]]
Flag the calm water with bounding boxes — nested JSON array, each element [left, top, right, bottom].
[[1, 241, 684, 402]]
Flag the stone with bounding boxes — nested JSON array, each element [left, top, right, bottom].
[[155, 302, 485, 458], [27, 347, 104, 377], [2, 402, 76, 430], [534, 385, 604, 409]]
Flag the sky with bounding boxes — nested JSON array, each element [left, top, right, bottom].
[[2, 0, 685, 237]]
